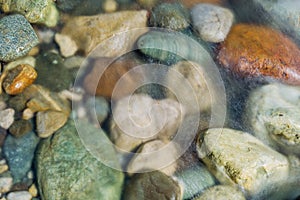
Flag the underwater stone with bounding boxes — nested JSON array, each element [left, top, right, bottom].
[[194, 185, 245, 200], [0, 14, 38, 62], [0, 0, 59, 27]]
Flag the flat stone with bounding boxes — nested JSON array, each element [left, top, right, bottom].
[[0, 14, 38, 62], [0, 109, 15, 129], [61, 10, 148, 56], [54, 33, 78, 57], [0, 175, 13, 193], [123, 171, 182, 200], [245, 83, 300, 156], [191, 4, 234, 42], [36, 120, 124, 200], [110, 94, 183, 152], [194, 185, 245, 200], [1, 0, 59, 27], [3, 131, 40, 183], [174, 163, 216, 199], [197, 128, 290, 198], [230, 0, 300, 45], [7, 191, 32, 200], [217, 24, 300, 85]]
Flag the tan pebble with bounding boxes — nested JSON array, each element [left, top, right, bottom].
[[2, 64, 37, 95], [0, 164, 8, 174], [27, 46, 39, 56], [4, 56, 36, 72], [29, 184, 38, 197], [58, 90, 83, 101], [22, 108, 34, 120], [54, 33, 78, 57], [103, 0, 118, 12]]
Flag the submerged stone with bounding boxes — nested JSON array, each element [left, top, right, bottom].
[[194, 185, 245, 200]]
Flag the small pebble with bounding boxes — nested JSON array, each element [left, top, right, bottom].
[[22, 109, 34, 120], [103, 0, 118, 12], [63, 56, 84, 69], [28, 184, 38, 197], [0, 109, 15, 129], [27, 47, 40, 57], [4, 57, 36, 72], [0, 165, 8, 175], [0, 176, 13, 193], [0, 102, 6, 111], [7, 191, 32, 200], [9, 120, 33, 138], [54, 33, 78, 57]]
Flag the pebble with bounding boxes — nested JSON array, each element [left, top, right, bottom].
[[137, 0, 158, 9], [9, 120, 33, 138], [127, 140, 178, 175], [54, 33, 78, 57], [0, 0, 59, 27], [4, 57, 36, 72], [0, 109, 15, 130], [217, 24, 300, 85], [194, 185, 245, 200], [36, 120, 124, 200], [61, 10, 148, 56], [56, 0, 103, 15], [83, 57, 143, 99], [230, 0, 300, 45], [197, 128, 289, 198], [63, 56, 84, 69], [2, 64, 37, 95], [150, 3, 190, 31], [0, 162, 8, 174], [3, 131, 40, 183], [123, 171, 182, 200], [191, 4, 234, 42], [245, 83, 300, 156], [102, 0, 118, 12], [35, 52, 73, 92], [174, 163, 216, 199], [6, 191, 32, 200], [0, 175, 13, 193], [181, 0, 226, 8], [110, 94, 183, 152], [0, 14, 38, 62], [28, 184, 38, 197], [0, 101, 6, 111], [85, 96, 109, 125]]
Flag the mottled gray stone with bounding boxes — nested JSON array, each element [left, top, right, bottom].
[[36, 120, 124, 200], [191, 4, 234, 42], [0, 14, 38, 62], [194, 185, 245, 200], [3, 131, 40, 183]]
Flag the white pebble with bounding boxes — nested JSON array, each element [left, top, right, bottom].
[[0, 109, 15, 129], [0, 177, 13, 193], [7, 191, 32, 200]]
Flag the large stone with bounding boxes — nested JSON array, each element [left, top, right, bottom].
[[217, 24, 300, 85], [0, 14, 38, 62], [197, 128, 290, 198], [230, 0, 300, 45], [191, 4, 234, 42], [110, 94, 183, 152], [61, 10, 148, 56], [123, 171, 182, 200], [36, 120, 124, 200], [194, 185, 245, 200], [3, 131, 40, 183], [0, 0, 59, 27], [245, 83, 300, 156]]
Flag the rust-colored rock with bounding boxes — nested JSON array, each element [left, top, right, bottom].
[[218, 24, 300, 85], [180, 0, 226, 8], [83, 57, 144, 99]]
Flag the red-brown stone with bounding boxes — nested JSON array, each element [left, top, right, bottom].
[[218, 24, 300, 85]]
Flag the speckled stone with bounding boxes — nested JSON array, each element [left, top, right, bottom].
[[197, 128, 289, 198], [0, 0, 59, 27], [218, 24, 300, 85], [150, 3, 190, 31], [194, 185, 245, 200], [123, 171, 182, 200], [0, 14, 38, 62]]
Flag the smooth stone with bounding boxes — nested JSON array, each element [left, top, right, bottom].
[[217, 24, 300, 85], [4, 57, 36, 72], [123, 171, 182, 200], [0, 0, 59, 27], [102, 0, 118, 12], [7, 191, 32, 200], [9, 120, 32, 138], [127, 140, 178, 175], [63, 56, 84, 69], [0, 109, 15, 130], [56, 0, 104, 15], [29, 184, 38, 197], [197, 128, 289, 198], [85, 96, 109, 124], [230, 0, 300, 45], [165, 61, 215, 114], [174, 163, 216, 199], [181, 0, 226, 8], [194, 185, 245, 200], [191, 4, 234, 42], [36, 120, 124, 200], [0, 14, 38, 62], [245, 83, 300, 156], [54, 33, 78, 57], [35, 52, 73, 92], [61, 10, 148, 56], [83, 56, 143, 99], [0, 174, 13, 193], [3, 131, 40, 183], [137, 0, 159, 9], [150, 3, 190, 31], [110, 94, 183, 152]]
